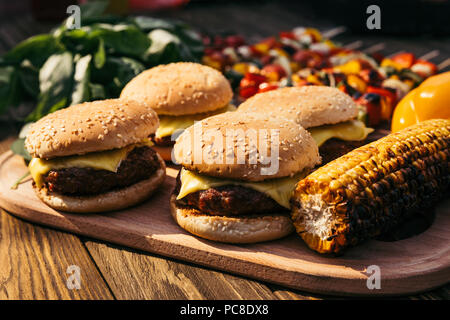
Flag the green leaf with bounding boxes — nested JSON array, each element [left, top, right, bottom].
[[80, 0, 109, 20], [71, 55, 92, 105], [10, 138, 32, 161], [18, 60, 40, 98], [133, 16, 177, 32], [0, 66, 20, 114], [90, 24, 151, 58], [3, 34, 63, 68], [94, 38, 106, 68], [26, 52, 74, 122], [89, 83, 106, 100], [92, 56, 144, 97], [143, 29, 182, 66]]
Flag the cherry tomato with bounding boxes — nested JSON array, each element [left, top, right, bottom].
[[258, 82, 279, 93], [239, 86, 258, 98], [261, 64, 286, 81], [391, 53, 416, 69], [225, 35, 245, 48]]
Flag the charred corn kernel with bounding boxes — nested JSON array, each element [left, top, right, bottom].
[[347, 74, 367, 93], [232, 63, 250, 75], [306, 74, 322, 85], [334, 60, 361, 75], [291, 119, 450, 254], [202, 56, 222, 70]]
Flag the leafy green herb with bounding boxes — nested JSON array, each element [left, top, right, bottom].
[[1, 1, 204, 159], [10, 138, 32, 161]]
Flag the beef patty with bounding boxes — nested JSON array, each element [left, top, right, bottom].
[[174, 174, 287, 216], [42, 146, 160, 196], [152, 134, 175, 147], [319, 138, 367, 164]]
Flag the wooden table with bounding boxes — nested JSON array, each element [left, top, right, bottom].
[[0, 1, 449, 300]]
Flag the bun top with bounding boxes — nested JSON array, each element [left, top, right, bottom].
[[173, 112, 320, 181], [120, 62, 233, 116], [237, 86, 358, 128], [25, 99, 159, 159]]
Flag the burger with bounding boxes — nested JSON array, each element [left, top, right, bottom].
[[25, 99, 166, 213], [170, 112, 321, 243], [120, 62, 235, 161], [237, 86, 373, 164]]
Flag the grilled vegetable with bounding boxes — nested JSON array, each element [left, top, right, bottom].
[[291, 119, 450, 254]]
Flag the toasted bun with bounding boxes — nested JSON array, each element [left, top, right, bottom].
[[170, 195, 294, 243], [34, 154, 166, 213], [173, 112, 320, 181], [25, 99, 159, 159], [120, 62, 233, 116], [237, 86, 358, 128]]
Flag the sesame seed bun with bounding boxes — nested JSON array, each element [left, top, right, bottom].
[[25, 99, 159, 159], [170, 195, 294, 243], [237, 86, 358, 128], [173, 112, 320, 181], [34, 154, 166, 213], [120, 62, 233, 116]]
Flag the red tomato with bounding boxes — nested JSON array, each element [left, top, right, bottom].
[[261, 64, 287, 80], [225, 35, 245, 48], [244, 72, 267, 84], [391, 53, 416, 69], [239, 86, 258, 98], [279, 31, 296, 40], [258, 82, 279, 93]]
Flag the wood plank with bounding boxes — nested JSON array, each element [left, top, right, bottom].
[[0, 153, 449, 297], [0, 209, 114, 299], [84, 240, 277, 300]]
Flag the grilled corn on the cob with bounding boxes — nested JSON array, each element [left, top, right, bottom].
[[291, 119, 450, 254]]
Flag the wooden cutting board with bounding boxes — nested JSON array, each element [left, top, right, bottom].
[[0, 150, 449, 297]]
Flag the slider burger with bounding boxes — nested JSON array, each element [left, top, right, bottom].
[[25, 99, 166, 213], [237, 86, 373, 164], [120, 62, 235, 161], [170, 112, 321, 243]]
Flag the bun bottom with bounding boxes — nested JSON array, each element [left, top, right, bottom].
[[170, 195, 294, 243], [151, 145, 173, 162], [34, 154, 166, 213]]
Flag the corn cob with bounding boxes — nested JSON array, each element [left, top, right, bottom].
[[291, 119, 450, 254]]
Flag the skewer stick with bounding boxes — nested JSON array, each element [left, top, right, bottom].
[[437, 58, 450, 71], [343, 40, 363, 50], [321, 26, 347, 39], [363, 43, 385, 54], [418, 50, 440, 61]]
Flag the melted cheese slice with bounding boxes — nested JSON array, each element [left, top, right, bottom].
[[308, 120, 373, 147], [29, 141, 152, 188], [155, 104, 236, 139], [177, 168, 308, 209]]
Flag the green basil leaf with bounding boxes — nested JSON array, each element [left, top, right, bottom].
[[26, 52, 74, 121], [71, 55, 92, 105], [0, 66, 20, 114], [3, 34, 63, 68], [90, 24, 150, 58], [10, 138, 32, 161]]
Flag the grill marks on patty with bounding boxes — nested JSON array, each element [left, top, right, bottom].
[[174, 175, 287, 216], [42, 146, 160, 196]]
